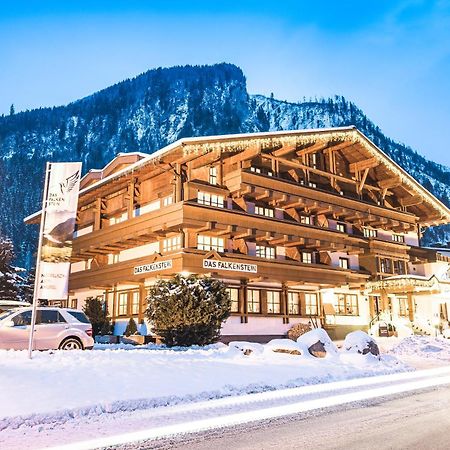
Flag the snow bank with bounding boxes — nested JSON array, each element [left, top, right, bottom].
[[389, 335, 450, 364], [0, 340, 407, 431], [344, 331, 379, 356]]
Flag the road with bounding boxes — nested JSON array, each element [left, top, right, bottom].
[[127, 385, 450, 450], [4, 367, 450, 450]]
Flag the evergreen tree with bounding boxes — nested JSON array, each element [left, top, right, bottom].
[[124, 318, 138, 336], [0, 235, 24, 300], [146, 274, 231, 347], [9, 104, 15, 116], [83, 296, 111, 336]]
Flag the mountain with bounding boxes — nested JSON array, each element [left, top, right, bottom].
[[1, 63, 450, 268]]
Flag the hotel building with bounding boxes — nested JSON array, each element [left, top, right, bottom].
[[25, 127, 450, 340]]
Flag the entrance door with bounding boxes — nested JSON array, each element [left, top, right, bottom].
[[369, 296, 382, 318]]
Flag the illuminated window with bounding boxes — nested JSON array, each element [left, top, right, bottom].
[[300, 215, 312, 225], [247, 289, 260, 313], [336, 222, 346, 233], [309, 153, 317, 169], [250, 166, 261, 174], [131, 291, 140, 315], [226, 288, 239, 313], [255, 206, 274, 217], [162, 235, 181, 252], [118, 293, 128, 316], [209, 167, 218, 185], [197, 235, 224, 252], [304, 293, 319, 316], [308, 182, 317, 188], [266, 291, 281, 314], [109, 253, 120, 264], [301, 252, 313, 264], [256, 245, 276, 259], [336, 293, 358, 316], [363, 227, 377, 238], [198, 191, 224, 208], [392, 233, 405, 243], [339, 257, 350, 269], [287, 292, 300, 314]]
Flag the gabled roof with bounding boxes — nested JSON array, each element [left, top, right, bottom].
[[24, 127, 450, 227]]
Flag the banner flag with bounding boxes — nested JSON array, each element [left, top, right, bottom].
[[37, 162, 82, 300]]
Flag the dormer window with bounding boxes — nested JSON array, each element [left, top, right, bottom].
[[301, 252, 313, 264], [256, 245, 276, 259], [363, 227, 377, 238], [336, 222, 347, 233], [300, 215, 312, 225]]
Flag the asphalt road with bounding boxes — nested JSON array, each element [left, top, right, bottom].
[[128, 386, 450, 450]]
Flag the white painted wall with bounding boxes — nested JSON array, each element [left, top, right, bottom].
[[221, 315, 309, 336]]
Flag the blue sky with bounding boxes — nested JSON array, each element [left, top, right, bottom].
[[1, 1, 450, 165]]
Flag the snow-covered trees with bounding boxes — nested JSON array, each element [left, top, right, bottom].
[[124, 318, 138, 336], [146, 274, 231, 347], [0, 235, 26, 301]]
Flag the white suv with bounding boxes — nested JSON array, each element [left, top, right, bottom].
[[0, 307, 94, 351]]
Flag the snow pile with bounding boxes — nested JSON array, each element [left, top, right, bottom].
[[389, 335, 450, 365], [297, 328, 338, 357], [0, 336, 407, 431], [228, 341, 264, 356], [343, 331, 380, 356]]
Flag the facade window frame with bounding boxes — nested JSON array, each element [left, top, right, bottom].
[[247, 289, 261, 314], [336, 293, 359, 316], [266, 290, 281, 314], [197, 235, 225, 252]]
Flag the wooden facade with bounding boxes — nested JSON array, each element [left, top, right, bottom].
[[25, 127, 450, 340]]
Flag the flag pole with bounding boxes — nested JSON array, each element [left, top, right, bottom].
[[28, 162, 51, 359]]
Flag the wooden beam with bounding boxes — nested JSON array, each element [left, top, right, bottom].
[[378, 177, 402, 190], [399, 195, 423, 207], [349, 157, 378, 173]]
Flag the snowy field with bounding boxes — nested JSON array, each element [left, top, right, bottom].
[[1, 333, 450, 446]]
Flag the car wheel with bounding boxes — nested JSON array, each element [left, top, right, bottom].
[[59, 337, 84, 350]]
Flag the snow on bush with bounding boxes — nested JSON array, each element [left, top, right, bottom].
[[343, 331, 380, 356], [296, 328, 338, 358]]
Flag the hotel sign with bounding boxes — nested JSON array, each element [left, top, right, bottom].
[[134, 260, 173, 275], [203, 259, 257, 273]]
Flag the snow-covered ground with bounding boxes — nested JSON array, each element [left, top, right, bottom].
[[1, 334, 450, 449]]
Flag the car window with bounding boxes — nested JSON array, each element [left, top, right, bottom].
[[36, 310, 66, 324], [12, 311, 32, 326], [0, 310, 16, 321], [66, 311, 90, 324]]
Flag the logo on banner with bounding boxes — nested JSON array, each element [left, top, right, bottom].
[[38, 162, 82, 300]]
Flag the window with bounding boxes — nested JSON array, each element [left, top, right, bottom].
[[256, 245, 276, 259], [393, 260, 406, 275], [162, 195, 173, 207], [304, 293, 319, 316], [339, 257, 350, 270], [250, 167, 273, 176], [363, 227, 378, 238], [336, 293, 359, 316], [287, 292, 300, 315], [70, 298, 78, 309], [198, 191, 224, 208], [255, 206, 274, 217], [162, 235, 181, 252], [336, 222, 346, 233], [266, 291, 281, 314], [398, 297, 409, 317], [380, 258, 393, 273], [209, 167, 218, 185], [250, 166, 261, 174], [12, 310, 32, 326], [226, 288, 239, 313], [308, 182, 317, 188], [197, 235, 224, 252], [309, 153, 318, 169], [37, 310, 66, 324], [109, 253, 120, 264], [66, 311, 90, 324], [131, 291, 140, 315], [109, 213, 127, 226], [247, 289, 260, 313], [301, 252, 313, 264], [118, 292, 128, 316], [300, 215, 312, 225], [392, 233, 405, 243]]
